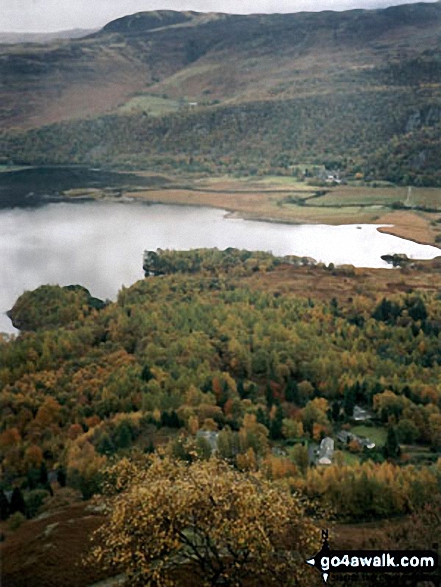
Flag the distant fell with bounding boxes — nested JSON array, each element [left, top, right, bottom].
[[0, 2, 440, 184], [0, 29, 95, 44]]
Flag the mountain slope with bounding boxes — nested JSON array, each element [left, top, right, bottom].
[[1, 3, 440, 183]]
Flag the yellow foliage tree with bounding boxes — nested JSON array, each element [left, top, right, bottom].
[[89, 456, 318, 587]]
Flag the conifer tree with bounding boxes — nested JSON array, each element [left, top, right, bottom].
[[10, 488, 26, 516], [0, 490, 9, 520]]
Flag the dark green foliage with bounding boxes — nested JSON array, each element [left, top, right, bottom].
[[237, 379, 246, 399], [256, 407, 270, 429], [265, 385, 275, 408], [0, 490, 9, 520], [7, 284, 105, 331], [330, 297, 339, 316], [285, 380, 299, 404], [68, 468, 103, 500], [57, 468, 67, 487], [39, 462, 48, 486], [396, 419, 419, 444], [24, 489, 49, 518], [343, 387, 356, 418], [160, 410, 182, 429], [10, 488, 26, 516], [270, 405, 284, 440], [145, 440, 155, 454], [372, 298, 402, 324], [96, 433, 116, 455], [113, 422, 132, 449], [406, 297, 428, 322], [143, 248, 277, 277], [384, 427, 401, 459], [252, 351, 270, 377], [331, 401, 341, 422], [141, 365, 154, 382], [26, 467, 40, 490]]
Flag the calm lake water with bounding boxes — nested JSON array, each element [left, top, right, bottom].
[[1, 199, 440, 333]]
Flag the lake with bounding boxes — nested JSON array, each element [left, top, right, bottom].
[[1, 199, 440, 334]]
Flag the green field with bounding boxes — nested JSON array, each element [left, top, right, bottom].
[[306, 186, 441, 210], [350, 425, 387, 447], [342, 451, 361, 465]]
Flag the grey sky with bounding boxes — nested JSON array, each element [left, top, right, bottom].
[[1, 0, 437, 32]]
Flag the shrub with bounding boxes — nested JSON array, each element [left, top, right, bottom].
[[8, 512, 26, 531]]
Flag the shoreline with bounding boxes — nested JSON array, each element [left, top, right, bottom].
[[52, 174, 441, 252], [122, 188, 441, 251]]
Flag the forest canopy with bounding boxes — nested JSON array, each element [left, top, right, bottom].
[[1, 249, 441, 526]]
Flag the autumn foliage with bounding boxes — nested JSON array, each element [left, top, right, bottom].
[[90, 455, 319, 587]]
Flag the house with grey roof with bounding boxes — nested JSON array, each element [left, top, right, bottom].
[[353, 405, 372, 421], [317, 437, 334, 465], [337, 430, 375, 450]]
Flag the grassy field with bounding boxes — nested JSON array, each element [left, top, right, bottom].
[[350, 425, 387, 447], [341, 451, 361, 465], [307, 186, 441, 210]]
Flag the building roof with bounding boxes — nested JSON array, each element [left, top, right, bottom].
[[317, 437, 334, 464]]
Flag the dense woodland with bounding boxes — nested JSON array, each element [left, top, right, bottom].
[[2, 91, 441, 185], [1, 249, 441, 530]]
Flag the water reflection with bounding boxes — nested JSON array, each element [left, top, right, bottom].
[[1, 201, 439, 333]]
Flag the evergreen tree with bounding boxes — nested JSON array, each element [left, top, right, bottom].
[[145, 440, 155, 454], [140, 365, 154, 382], [0, 490, 9, 520], [331, 400, 341, 422], [265, 384, 275, 408], [168, 410, 182, 429], [256, 407, 270, 429], [343, 387, 356, 418], [10, 488, 26, 516], [97, 433, 116, 455], [330, 297, 339, 316], [26, 467, 40, 490], [39, 461, 48, 486], [270, 405, 284, 440], [407, 297, 428, 322], [161, 410, 181, 429], [285, 380, 299, 404], [372, 298, 401, 324], [57, 468, 67, 487], [384, 426, 400, 459], [114, 421, 133, 449], [237, 379, 246, 399]]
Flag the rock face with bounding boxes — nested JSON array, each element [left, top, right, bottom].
[[7, 285, 106, 331]]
